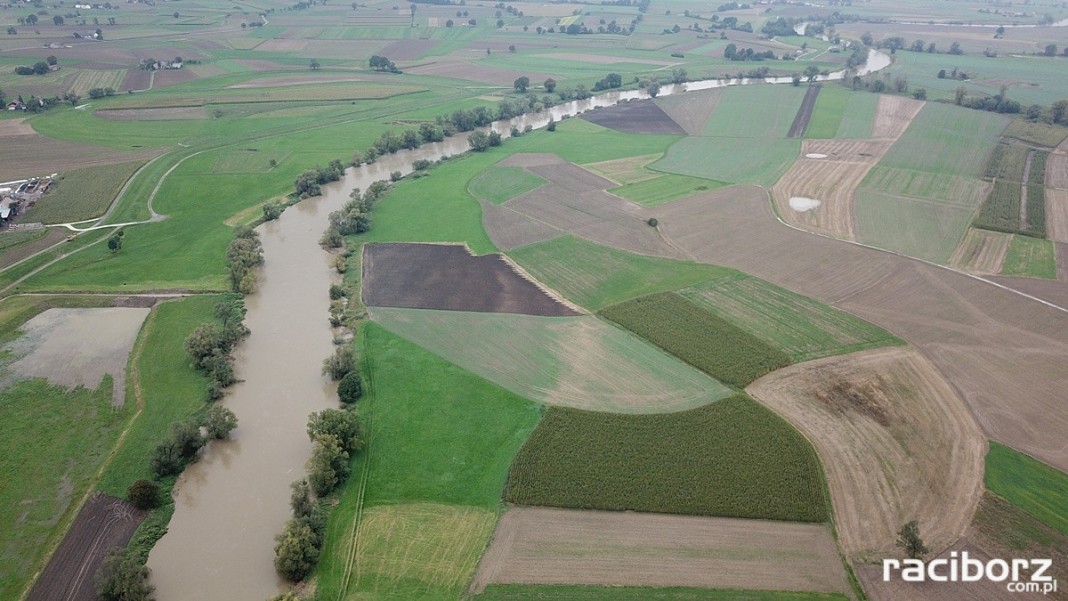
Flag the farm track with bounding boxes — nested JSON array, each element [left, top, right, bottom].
[[1021, 150, 1035, 231], [786, 83, 821, 138]]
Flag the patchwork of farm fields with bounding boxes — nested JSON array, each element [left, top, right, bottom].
[[505, 397, 827, 521]]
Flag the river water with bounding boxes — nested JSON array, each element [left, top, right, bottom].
[[146, 49, 890, 601]]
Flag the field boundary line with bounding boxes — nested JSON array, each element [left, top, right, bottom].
[[15, 301, 162, 601]]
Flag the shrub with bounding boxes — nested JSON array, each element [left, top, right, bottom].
[[306, 434, 349, 496], [290, 479, 314, 517], [204, 404, 238, 439], [95, 550, 154, 601], [307, 408, 362, 452], [322, 346, 356, 380], [150, 440, 183, 477], [172, 420, 206, 458], [328, 284, 345, 300], [337, 371, 363, 405], [274, 519, 320, 582], [127, 479, 161, 510]]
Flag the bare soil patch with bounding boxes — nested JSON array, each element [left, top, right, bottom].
[[0, 135, 158, 187], [0, 119, 36, 137], [25, 494, 146, 601], [579, 100, 686, 135], [480, 199, 563, 251], [362, 243, 578, 315], [96, 107, 207, 121], [471, 506, 849, 595], [648, 187, 1068, 472], [152, 69, 199, 89], [787, 83, 821, 138], [1048, 144, 1068, 189], [655, 88, 722, 135], [990, 276, 1068, 308], [1048, 188, 1068, 243], [949, 228, 1013, 274], [499, 155, 683, 258], [772, 139, 894, 240], [119, 69, 151, 91], [747, 347, 985, 562], [253, 38, 310, 52], [380, 39, 439, 61], [5, 307, 150, 406], [871, 95, 924, 139], [0, 228, 69, 269]]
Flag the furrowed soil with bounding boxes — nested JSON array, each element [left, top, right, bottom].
[[0, 127, 159, 182], [786, 84, 821, 138], [949, 228, 1013, 274], [25, 494, 146, 601], [1047, 140, 1068, 190], [747, 347, 985, 562], [772, 139, 895, 240], [579, 100, 687, 136], [1048, 188, 1068, 243], [654, 88, 722, 136], [479, 200, 563, 251], [470, 507, 850, 595], [362, 243, 579, 316]]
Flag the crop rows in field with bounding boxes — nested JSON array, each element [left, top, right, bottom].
[[600, 293, 791, 388], [66, 69, 126, 96], [1002, 120, 1068, 149], [879, 103, 1009, 179], [679, 276, 901, 362], [974, 180, 1023, 234], [23, 160, 145, 225], [505, 397, 828, 522], [983, 142, 1029, 181], [976, 145, 1049, 238]]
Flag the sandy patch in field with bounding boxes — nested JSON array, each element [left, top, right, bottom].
[[649, 188, 1068, 472], [806, 153, 828, 159], [654, 88, 721, 136], [949, 228, 1012, 274], [96, 107, 207, 121], [747, 347, 985, 562], [5, 307, 149, 406], [0, 119, 36, 137], [531, 52, 673, 66], [789, 197, 822, 212], [772, 139, 895, 240], [227, 75, 368, 89], [872, 95, 924, 139], [471, 507, 849, 595]]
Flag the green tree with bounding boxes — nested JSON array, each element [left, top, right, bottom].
[[543, 78, 556, 93], [337, 371, 363, 405], [321, 345, 355, 380], [306, 434, 349, 496], [95, 551, 154, 601], [32, 61, 49, 75], [1052, 99, 1068, 125], [290, 479, 314, 517], [646, 81, 661, 97], [896, 520, 929, 560], [150, 440, 183, 477], [803, 64, 820, 83], [52, 15, 63, 25], [107, 230, 123, 253], [172, 419, 205, 458], [1044, 44, 1057, 57], [307, 408, 362, 452], [309, 59, 320, 70], [274, 519, 320, 581], [467, 130, 490, 151], [127, 479, 161, 510], [513, 76, 530, 92], [204, 404, 238, 439]]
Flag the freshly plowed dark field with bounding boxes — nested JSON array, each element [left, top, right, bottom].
[[362, 243, 579, 316], [580, 100, 687, 135], [26, 494, 146, 601], [787, 84, 821, 138]]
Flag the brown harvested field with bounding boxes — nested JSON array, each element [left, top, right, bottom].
[[253, 38, 310, 52], [6, 307, 150, 405], [1060, 241, 1068, 282], [646, 188, 1068, 472], [747, 347, 985, 562], [871, 95, 924, 139], [231, 59, 305, 72], [582, 154, 661, 185], [361, 243, 579, 316], [990, 276, 1068, 308], [579, 100, 686, 135], [949, 228, 1013, 274], [405, 61, 551, 85], [0, 119, 36, 137], [0, 129, 159, 182], [479, 199, 563, 251], [786, 83, 821, 138], [1049, 183, 1068, 242], [151, 68, 199, 88], [0, 227, 69, 269], [499, 154, 684, 258], [654, 88, 722, 135], [530, 52, 675, 66], [772, 139, 895, 240], [96, 106, 207, 121], [228, 75, 368, 89], [25, 494, 146, 601], [471, 506, 850, 595], [1047, 143, 1068, 189], [119, 69, 151, 91], [380, 39, 439, 61]]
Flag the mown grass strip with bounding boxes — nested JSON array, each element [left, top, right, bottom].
[[475, 585, 850, 601], [600, 292, 790, 388], [985, 442, 1068, 536], [505, 397, 828, 522]]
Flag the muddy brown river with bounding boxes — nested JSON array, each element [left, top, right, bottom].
[[146, 52, 890, 600]]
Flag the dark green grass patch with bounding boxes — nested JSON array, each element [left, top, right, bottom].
[[505, 397, 828, 522], [986, 442, 1068, 536], [975, 180, 1023, 234], [468, 166, 546, 204], [1000, 235, 1057, 279], [475, 585, 850, 601], [804, 85, 848, 139], [22, 160, 146, 225], [600, 293, 790, 388]]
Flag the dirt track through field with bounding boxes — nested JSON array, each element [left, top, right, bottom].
[[1048, 188, 1068, 243], [471, 507, 849, 595], [747, 347, 985, 561], [1047, 139, 1068, 189], [772, 139, 894, 240], [786, 84, 821, 138], [949, 228, 1012, 274], [871, 95, 924, 139]]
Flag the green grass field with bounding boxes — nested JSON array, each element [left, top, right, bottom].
[[855, 190, 976, 264], [1000, 235, 1057, 279], [609, 173, 726, 206], [834, 90, 879, 139], [863, 167, 988, 205], [652, 137, 800, 187], [505, 396, 828, 522], [468, 165, 546, 204], [369, 307, 731, 414], [702, 85, 807, 138], [475, 586, 850, 601], [804, 86, 853, 139], [508, 236, 731, 311], [876, 103, 1010, 179], [985, 442, 1068, 536], [601, 293, 792, 388], [22, 160, 146, 225], [679, 275, 901, 362], [1002, 120, 1068, 149]]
